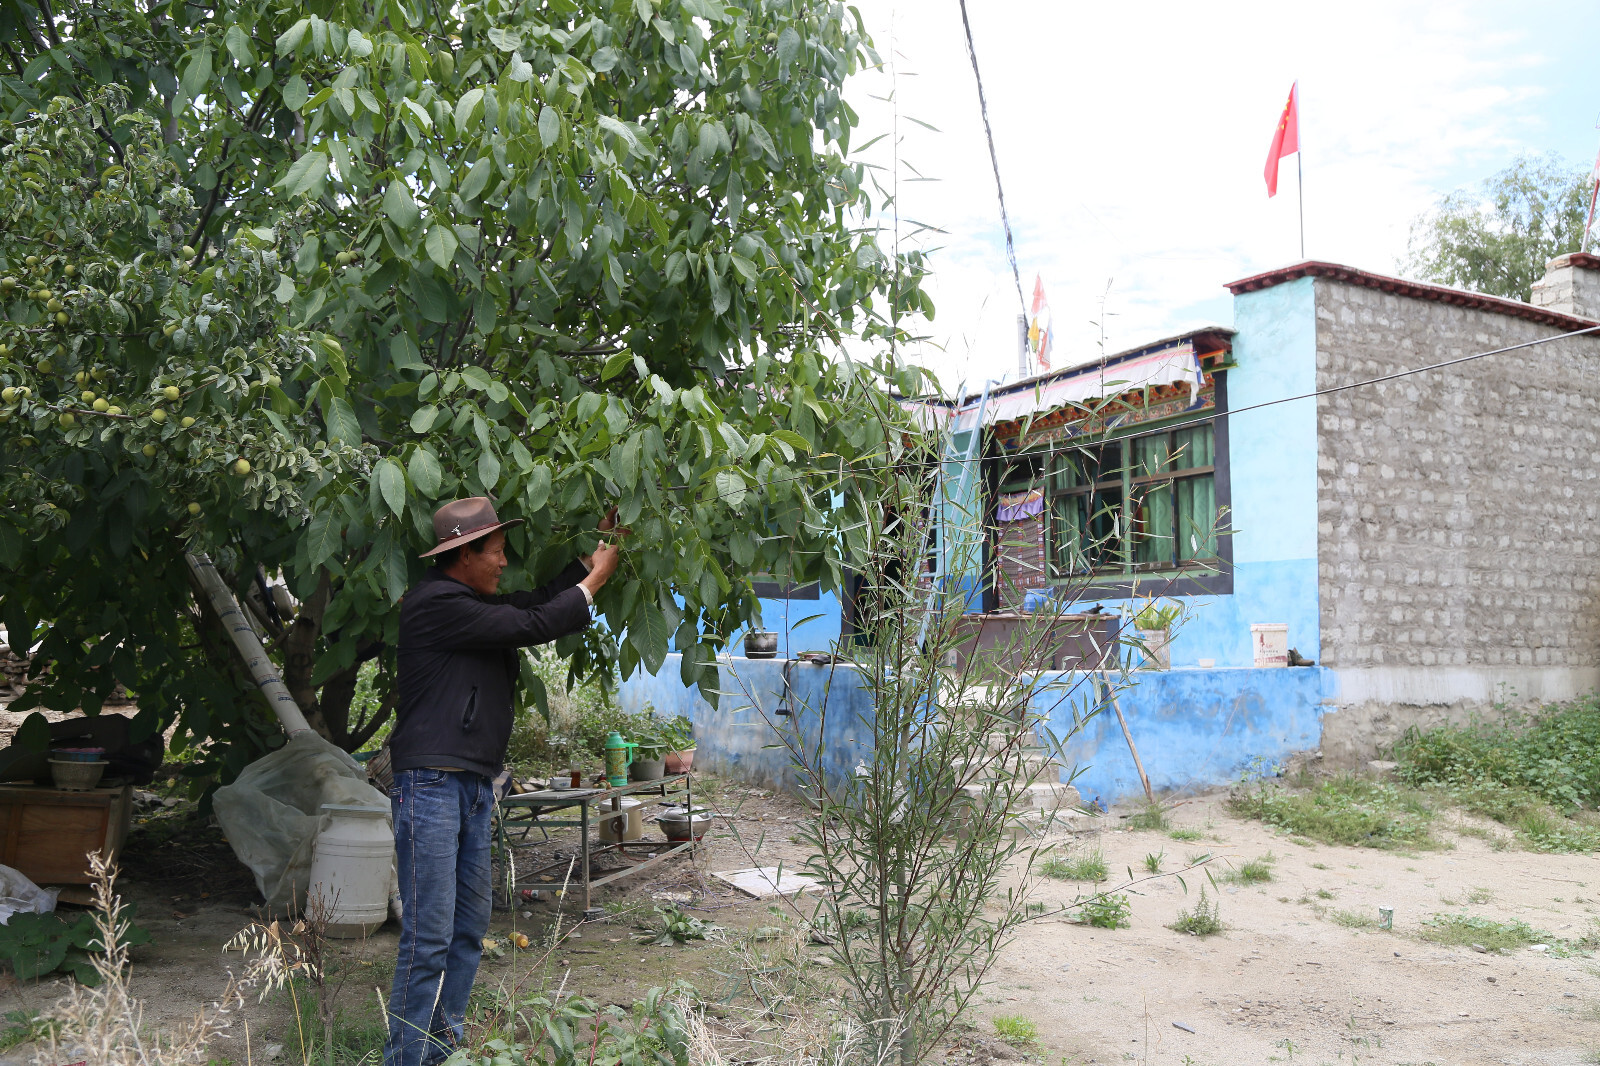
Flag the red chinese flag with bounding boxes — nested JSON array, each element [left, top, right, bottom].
[[1264, 82, 1299, 198]]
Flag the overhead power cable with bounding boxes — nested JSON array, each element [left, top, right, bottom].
[[664, 320, 1600, 497], [956, 0, 1027, 322]]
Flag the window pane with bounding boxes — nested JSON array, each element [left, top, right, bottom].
[[1133, 434, 1170, 477], [1051, 495, 1088, 575], [1176, 474, 1218, 560], [1174, 425, 1214, 470], [1132, 483, 1174, 566], [1051, 449, 1090, 491]]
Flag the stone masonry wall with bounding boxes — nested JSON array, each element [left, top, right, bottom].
[[1314, 279, 1600, 757]]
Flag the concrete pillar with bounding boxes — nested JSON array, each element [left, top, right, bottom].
[[1530, 252, 1600, 320]]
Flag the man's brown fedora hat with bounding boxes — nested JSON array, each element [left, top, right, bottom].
[[420, 497, 524, 558]]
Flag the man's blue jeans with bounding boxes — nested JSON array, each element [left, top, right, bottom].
[[383, 768, 494, 1066]]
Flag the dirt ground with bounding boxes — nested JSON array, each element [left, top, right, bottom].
[[3, 777, 1600, 1066]]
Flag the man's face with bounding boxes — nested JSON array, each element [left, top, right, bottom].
[[457, 530, 508, 595]]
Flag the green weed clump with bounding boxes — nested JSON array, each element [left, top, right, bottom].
[[1168, 826, 1203, 842], [1039, 849, 1108, 882], [1168, 888, 1223, 937], [1077, 893, 1131, 929], [1419, 914, 1551, 953], [1331, 909, 1375, 929], [1395, 697, 1600, 851], [1125, 804, 1169, 831], [992, 1015, 1039, 1048], [1223, 854, 1275, 885], [1229, 776, 1437, 851]]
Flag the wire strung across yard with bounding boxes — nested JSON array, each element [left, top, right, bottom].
[[668, 321, 1600, 503], [957, 0, 1027, 322]]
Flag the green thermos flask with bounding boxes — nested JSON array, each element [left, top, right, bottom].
[[603, 731, 635, 787]]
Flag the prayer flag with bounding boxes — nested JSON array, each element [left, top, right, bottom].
[[1028, 275, 1053, 372]]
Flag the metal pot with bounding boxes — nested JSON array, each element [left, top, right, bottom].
[[744, 631, 779, 658], [656, 806, 714, 842]]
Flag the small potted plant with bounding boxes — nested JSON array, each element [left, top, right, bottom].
[[629, 733, 667, 781], [1131, 601, 1182, 671], [660, 714, 696, 773]]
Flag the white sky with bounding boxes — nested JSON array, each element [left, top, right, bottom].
[[841, 1, 1600, 394]]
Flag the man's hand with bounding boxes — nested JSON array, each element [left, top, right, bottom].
[[580, 505, 626, 600], [580, 541, 620, 599]]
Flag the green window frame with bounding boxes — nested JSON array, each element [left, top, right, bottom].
[[1047, 420, 1223, 580]]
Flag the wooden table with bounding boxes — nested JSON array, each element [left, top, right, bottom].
[[495, 773, 695, 918], [0, 783, 133, 884]]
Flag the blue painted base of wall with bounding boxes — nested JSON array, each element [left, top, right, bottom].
[[1039, 666, 1333, 807], [618, 654, 875, 794], [620, 656, 1333, 808]]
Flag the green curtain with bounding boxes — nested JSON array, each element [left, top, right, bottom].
[[1177, 474, 1217, 560], [1134, 484, 1174, 565]]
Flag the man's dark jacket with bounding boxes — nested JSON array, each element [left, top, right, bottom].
[[390, 562, 591, 778]]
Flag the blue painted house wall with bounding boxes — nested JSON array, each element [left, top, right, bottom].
[[620, 654, 1332, 806], [618, 654, 875, 794], [617, 279, 1336, 804], [1036, 666, 1333, 805]]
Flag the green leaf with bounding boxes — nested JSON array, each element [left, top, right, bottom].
[[14, 712, 50, 753], [459, 157, 492, 201], [279, 151, 329, 198], [346, 28, 373, 57], [538, 106, 561, 149], [408, 446, 443, 497], [454, 87, 484, 132], [714, 469, 746, 508], [596, 115, 640, 155], [180, 45, 213, 100], [425, 225, 458, 270], [276, 18, 310, 55], [305, 511, 341, 568], [274, 273, 296, 303], [375, 458, 408, 517], [281, 74, 309, 111], [409, 405, 438, 433], [635, 602, 670, 674], [524, 465, 552, 511], [324, 396, 362, 443], [600, 350, 633, 381], [478, 449, 501, 490], [382, 181, 420, 231], [224, 24, 255, 66], [776, 26, 802, 71]]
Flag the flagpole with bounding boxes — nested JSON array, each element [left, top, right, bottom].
[[1297, 150, 1305, 259]]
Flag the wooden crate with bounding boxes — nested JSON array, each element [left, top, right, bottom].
[[0, 784, 133, 885]]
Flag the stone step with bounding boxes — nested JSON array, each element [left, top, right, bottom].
[[959, 780, 1082, 812]]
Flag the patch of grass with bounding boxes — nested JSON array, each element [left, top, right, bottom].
[[1168, 826, 1203, 842], [992, 1015, 1039, 1048], [1419, 913, 1551, 954], [1039, 849, 1108, 882], [1125, 804, 1169, 831], [1222, 853, 1276, 885], [1315, 888, 1336, 900], [1331, 908, 1376, 929], [1143, 850, 1164, 874], [1078, 893, 1131, 929], [1168, 887, 1223, 937], [1310, 862, 1330, 870], [0, 1010, 56, 1053], [1396, 697, 1600, 851], [1229, 775, 1438, 851]]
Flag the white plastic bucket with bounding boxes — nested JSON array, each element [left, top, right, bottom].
[[307, 804, 393, 937], [598, 797, 645, 843], [1251, 624, 1289, 668]]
